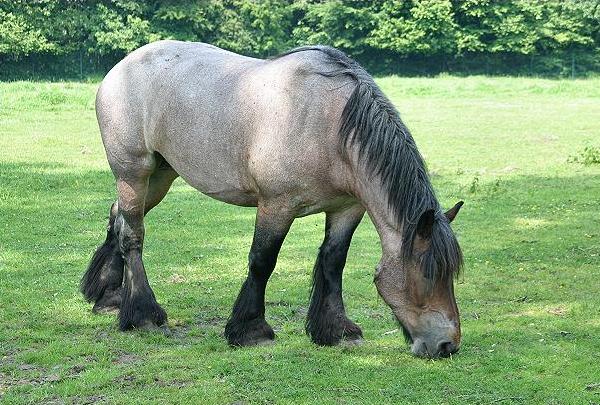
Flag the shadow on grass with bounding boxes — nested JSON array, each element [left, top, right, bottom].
[[1, 162, 599, 367], [2, 161, 600, 403]]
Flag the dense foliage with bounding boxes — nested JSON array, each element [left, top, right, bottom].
[[1, 0, 600, 78]]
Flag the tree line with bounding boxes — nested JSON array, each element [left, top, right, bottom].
[[1, 0, 599, 79]]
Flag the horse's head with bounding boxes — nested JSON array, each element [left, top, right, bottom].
[[375, 201, 463, 358]]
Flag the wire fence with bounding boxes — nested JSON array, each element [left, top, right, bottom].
[[1, 49, 597, 81]]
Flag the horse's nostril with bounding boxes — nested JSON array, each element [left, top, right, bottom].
[[437, 341, 458, 357]]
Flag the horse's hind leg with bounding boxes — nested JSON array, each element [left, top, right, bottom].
[[225, 203, 294, 346], [306, 205, 365, 346], [81, 201, 123, 314], [114, 162, 173, 330], [81, 160, 178, 314]]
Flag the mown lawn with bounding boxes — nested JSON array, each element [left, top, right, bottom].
[[1, 76, 599, 404]]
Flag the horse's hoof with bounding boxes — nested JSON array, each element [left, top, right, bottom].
[[92, 304, 120, 315], [340, 337, 364, 347], [118, 296, 168, 332], [247, 337, 276, 347], [228, 334, 276, 347], [92, 289, 122, 315], [158, 325, 172, 336], [225, 318, 275, 347], [135, 321, 172, 336]]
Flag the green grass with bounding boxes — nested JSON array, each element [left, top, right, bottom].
[[1, 76, 600, 404]]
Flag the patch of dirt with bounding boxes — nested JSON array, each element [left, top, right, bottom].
[[0, 369, 63, 393], [0, 372, 10, 395], [547, 307, 567, 316], [70, 395, 107, 404], [153, 377, 189, 388], [167, 273, 186, 284], [18, 363, 43, 372], [0, 355, 91, 398], [290, 306, 307, 320], [45, 374, 61, 383], [266, 300, 291, 307], [39, 397, 66, 405], [0, 349, 18, 365], [197, 314, 226, 329], [112, 353, 140, 365], [69, 365, 86, 376], [114, 373, 136, 388], [166, 322, 193, 339]]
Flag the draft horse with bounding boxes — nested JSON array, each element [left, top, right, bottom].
[[81, 41, 464, 358]]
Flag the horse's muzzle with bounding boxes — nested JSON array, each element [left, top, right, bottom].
[[411, 337, 460, 358]]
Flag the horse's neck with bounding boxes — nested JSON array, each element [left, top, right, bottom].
[[345, 140, 433, 259], [351, 169, 404, 257]]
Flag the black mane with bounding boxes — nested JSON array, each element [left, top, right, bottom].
[[274, 46, 463, 280]]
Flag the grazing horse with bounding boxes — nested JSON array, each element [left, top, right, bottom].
[[81, 41, 464, 358]]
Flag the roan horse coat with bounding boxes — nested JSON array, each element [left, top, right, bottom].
[[82, 41, 464, 358]]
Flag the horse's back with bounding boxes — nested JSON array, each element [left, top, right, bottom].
[[97, 41, 354, 212], [96, 40, 260, 142]]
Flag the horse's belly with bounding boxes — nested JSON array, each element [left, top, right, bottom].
[[180, 172, 258, 207], [161, 151, 258, 207]]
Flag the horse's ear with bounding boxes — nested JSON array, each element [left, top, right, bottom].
[[417, 209, 435, 239], [445, 201, 464, 223]]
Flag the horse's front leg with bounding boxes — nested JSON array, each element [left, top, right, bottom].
[[306, 205, 365, 346], [224, 203, 294, 346]]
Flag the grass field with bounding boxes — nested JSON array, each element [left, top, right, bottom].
[[1, 76, 600, 404]]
